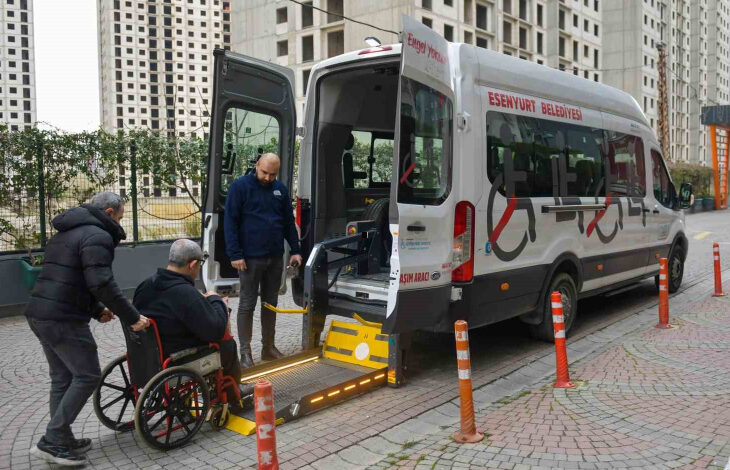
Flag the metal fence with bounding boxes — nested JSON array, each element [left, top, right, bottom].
[[0, 142, 203, 255]]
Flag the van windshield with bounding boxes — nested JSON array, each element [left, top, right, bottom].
[[397, 77, 453, 205]]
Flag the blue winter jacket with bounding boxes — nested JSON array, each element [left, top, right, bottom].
[[224, 172, 301, 260]]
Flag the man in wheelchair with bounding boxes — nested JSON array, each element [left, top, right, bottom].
[[133, 239, 248, 402]]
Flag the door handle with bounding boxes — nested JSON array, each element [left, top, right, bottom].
[[407, 224, 426, 232], [642, 208, 650, 213], [653, 209, 660, 214]]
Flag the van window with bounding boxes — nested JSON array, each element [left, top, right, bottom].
[[487, 112, 555, 197], [345, 130, 372, 189], [220, 107, 280, 194], [372, 137, 394, 184], [604, 132, 645, 197], [486, 111, 605, 198], [397, 77, 453, 205], [343, 131, 394, 189], [651, 149, 672, 207], [564, 125, 605, 197]]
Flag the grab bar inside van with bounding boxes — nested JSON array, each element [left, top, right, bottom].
[[541, 204, 607, 213]]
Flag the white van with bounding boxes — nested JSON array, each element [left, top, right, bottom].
[[202, 16, 692, 375]]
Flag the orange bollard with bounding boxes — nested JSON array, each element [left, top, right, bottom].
[[713, 243, 725, 297], [453, 320, 484, 443], [551, 292, 574, 388], [254, 380, 279, 470], [656, 257, 672, 329]]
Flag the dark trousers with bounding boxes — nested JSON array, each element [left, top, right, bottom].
[[219, 338, 242, 382], [27, 317, 101, 446], [237, 256, 283, 349]]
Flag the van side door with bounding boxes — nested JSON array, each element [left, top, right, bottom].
[[646, 148, 675, 272], [596, 114, 651, 286]]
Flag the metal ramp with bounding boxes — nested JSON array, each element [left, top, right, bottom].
[[224, 319, 388, 436]]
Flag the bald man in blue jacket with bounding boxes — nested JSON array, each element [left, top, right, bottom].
[[224, 153, 302, 368]]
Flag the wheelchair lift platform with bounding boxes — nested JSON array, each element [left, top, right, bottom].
[[225, 317, 389, 436]]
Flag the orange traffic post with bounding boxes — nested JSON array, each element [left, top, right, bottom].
[[656, 257, 672, 328], [254, 380, 279, 470], [453, 320, 484, 443], [713, 243, 725, 297], [551, 292, 575, 388]]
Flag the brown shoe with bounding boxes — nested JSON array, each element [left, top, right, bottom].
[[261, 344, 284, 361]]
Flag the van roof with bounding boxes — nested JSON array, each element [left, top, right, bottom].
[[467, 44, 650, 128], [313, 42, 650, 129]]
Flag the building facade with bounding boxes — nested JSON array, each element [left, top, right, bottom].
[[0, 0, 36, 131], [97, 0, 231, 200], [97, 0, 231, 140], [231, 0, 603, 120], [604, 0, 730, 165]]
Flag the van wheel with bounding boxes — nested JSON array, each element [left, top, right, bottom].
[[529, 273, 577, 342], [363, 198, 392, 267], [655, 246, 684, 293]]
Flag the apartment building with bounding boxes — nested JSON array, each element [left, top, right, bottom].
[[604, 0, 730, 165], [97, 0, 231, 140], [97, 0, 230, 199], [231, 0, 603, 120], [0, 0, 36, 131]]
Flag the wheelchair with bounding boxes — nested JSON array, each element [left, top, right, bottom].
[[92, 319, 242, 450]]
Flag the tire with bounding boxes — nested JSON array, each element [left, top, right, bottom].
[[209, 406, 230, 431], [363, 198, 392, 268], [134, 366, 210, 450], [654, 246, 685, 294], [93, 354, 136, 432], [528, 273, 578, 342]]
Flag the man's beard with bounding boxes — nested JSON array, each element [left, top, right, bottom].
[[258, 178, 274, 187]]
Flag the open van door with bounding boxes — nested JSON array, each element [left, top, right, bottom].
[[385, 16, 457, 335], [202, 49, 297, 295]]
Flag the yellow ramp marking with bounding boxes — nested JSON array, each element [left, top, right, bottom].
[[225, 414, 257, 435], [225, 415, 284, 436], [323, 320, 388, 369], [694, 231, 711, 240]]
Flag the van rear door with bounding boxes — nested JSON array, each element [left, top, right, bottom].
[[385, 16, 457, 333], [202, 49, 297, 295]]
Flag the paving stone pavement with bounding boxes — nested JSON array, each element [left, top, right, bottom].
[[1, 213, 728, 469], [363, 278, 730, 470], [3, 271, 673, 470]]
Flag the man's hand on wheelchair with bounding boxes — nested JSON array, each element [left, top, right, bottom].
[[131, 314, 151, 332], [98, 308, 115, 323]]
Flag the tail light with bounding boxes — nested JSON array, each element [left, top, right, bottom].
[[295, 197, 302, 230], [452, 201, 475, 283]]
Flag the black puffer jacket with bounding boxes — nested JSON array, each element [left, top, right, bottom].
[[25, 204, 141, 325], [133, 268, 228, 356]]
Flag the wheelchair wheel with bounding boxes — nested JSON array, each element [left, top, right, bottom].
[[134, 366, 210, 450], [209, 405, 229, 431], [93, 354, 136, 432]]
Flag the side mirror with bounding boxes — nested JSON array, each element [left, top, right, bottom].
[[678, 182, 693, 210]]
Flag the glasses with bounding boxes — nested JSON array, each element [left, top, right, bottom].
[[196, 257, 207, 267]]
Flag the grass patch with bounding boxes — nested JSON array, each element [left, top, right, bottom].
[[497, 389, 532, 405], [402, 440, 419, 450]]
